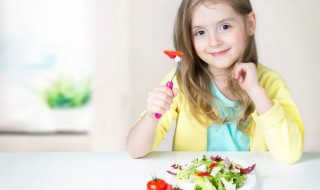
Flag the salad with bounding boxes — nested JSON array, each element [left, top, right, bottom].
[[166, 155, 256, 190]]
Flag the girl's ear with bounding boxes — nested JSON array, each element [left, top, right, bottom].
[[247, 12, 256, 36]]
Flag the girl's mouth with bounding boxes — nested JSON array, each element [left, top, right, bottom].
[[210, 48, 230, 57]]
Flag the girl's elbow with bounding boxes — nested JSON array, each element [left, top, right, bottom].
[[274, 144, 304, 164], [277, 151, 302, 164], [127, 151, 144, 159], [126, 142, 151, 159]]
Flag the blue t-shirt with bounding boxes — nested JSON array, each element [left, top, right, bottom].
[[207, 82, 250, 151]]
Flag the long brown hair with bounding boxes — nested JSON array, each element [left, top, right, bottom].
[[174, 0, 257, 133]]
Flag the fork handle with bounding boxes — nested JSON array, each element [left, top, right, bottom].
[[155, 81, 173, 119]]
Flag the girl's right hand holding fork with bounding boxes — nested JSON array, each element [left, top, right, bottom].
[[146, 85, 179, 119]]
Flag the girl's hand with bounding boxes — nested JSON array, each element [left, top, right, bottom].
[[234, 63, 274, 115], [146, 86, 179, 119], [234, 63, 261, 95]]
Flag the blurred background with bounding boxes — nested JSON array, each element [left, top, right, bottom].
[[0, 0, 319, 152]]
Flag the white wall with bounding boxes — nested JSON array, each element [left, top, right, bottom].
[[92, 0, 133, 151], [95, 0, 320, 151], [251, 0, 320, 151]]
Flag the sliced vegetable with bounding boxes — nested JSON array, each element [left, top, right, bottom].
[[163, 50, 184, 59], [195, 172, 212, 177], [210, 155, 223, 162], [209, 163, 218, 171], [166, 170, 177, 176], [240, 164, 256, 174], [171, 164, 182, 170]]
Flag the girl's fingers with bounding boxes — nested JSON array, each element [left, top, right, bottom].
[[151, 91, 173, 105], [172, 88, 179, 97], [234, 64, 248, 82], [146, 98, 171, 115], [154, 86, 174, 97], [239, 75, 244, 83], [234, 66, 241, 80], [153, 86, 176, 103], [146, 85, 178, 115], [233, 63, 259, 91], [234, 65, 240, 79], [238, 69, 245, 83], [147, 104, 166, 115], [147, 97, 171, 110]]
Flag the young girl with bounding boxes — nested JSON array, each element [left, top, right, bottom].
[[126, 0, 304, 164]]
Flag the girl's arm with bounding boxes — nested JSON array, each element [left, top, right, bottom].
[[126, 113, 160, 158], [251, 75, 304, 164], [126, 86, 178, 158], [235, 63, 304, 163], [247, 86, 274, 115]]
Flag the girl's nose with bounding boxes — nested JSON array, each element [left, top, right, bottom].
[[209, 34, 222, 47]]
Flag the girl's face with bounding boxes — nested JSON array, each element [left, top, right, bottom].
[[191, 2, 252, 75]]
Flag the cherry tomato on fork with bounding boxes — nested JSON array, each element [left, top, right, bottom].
[[146, 176, 167, 190]]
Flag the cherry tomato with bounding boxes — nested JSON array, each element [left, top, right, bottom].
[[146, 177, 167, 190]]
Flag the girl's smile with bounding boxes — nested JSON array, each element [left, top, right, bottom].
[[210, 48, 231, 57]]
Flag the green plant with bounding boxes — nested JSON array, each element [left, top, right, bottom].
[[44, 76, 91, 109]]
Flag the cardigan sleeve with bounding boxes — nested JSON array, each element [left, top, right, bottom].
[[252, 65, 304, 164]]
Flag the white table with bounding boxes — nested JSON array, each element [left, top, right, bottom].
[[0, 151, 318, 190]]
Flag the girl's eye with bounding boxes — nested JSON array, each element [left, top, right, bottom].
[[194, 30, 205, 36], [219, 24, 231, 31]]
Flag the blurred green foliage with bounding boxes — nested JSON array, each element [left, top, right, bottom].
[[44, 76, 91, 109]]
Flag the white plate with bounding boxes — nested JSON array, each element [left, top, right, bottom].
[[164, 157, 256, 190]]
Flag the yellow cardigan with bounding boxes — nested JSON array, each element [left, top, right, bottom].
[[141, 64, 304, 164]]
